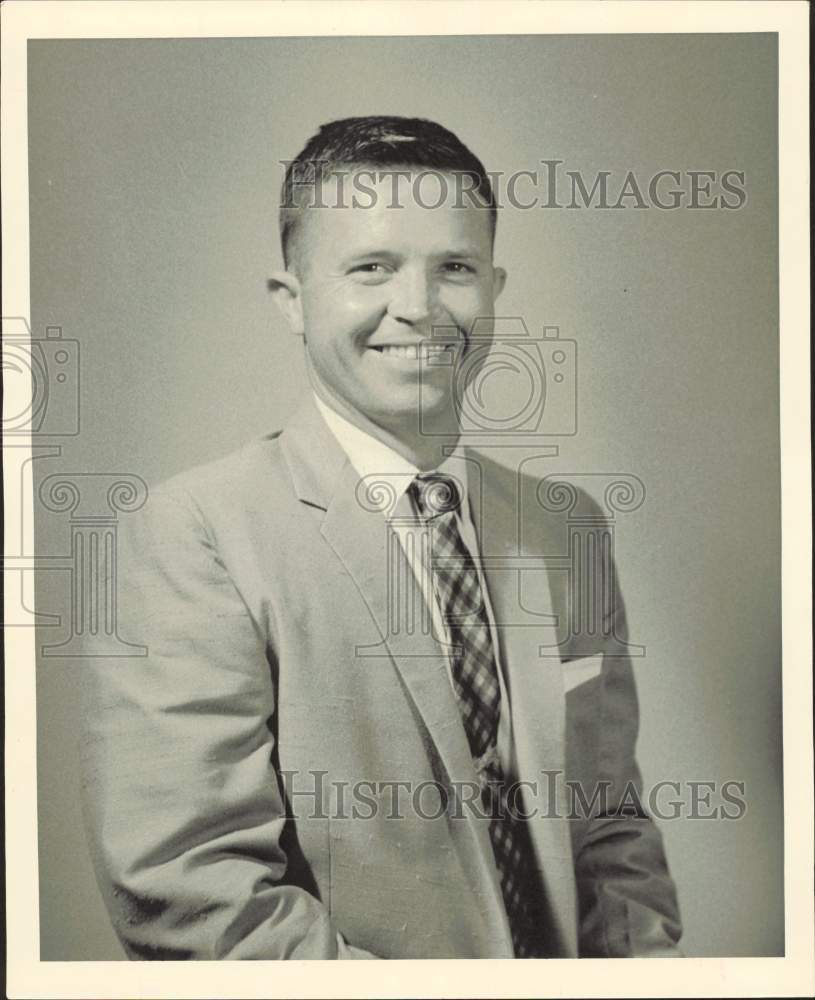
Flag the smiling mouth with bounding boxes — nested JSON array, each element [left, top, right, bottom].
[[369, 343, 457, 361]]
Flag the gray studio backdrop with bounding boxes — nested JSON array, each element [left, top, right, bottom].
[[28, 34, 780, 959]]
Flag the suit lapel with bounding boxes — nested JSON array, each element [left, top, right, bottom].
[[280, 398, 513, 951], [281, 397, 480, 792], [320, 462, 483, 789]]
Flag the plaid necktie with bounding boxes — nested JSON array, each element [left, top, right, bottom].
[[410, 472, 548, 958]]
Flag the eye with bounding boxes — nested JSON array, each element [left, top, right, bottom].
[[442, 261, 477, 278], [348, 262, 391, 282]]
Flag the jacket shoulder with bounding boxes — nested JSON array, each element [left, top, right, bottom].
[[150, 431, 291, 517]]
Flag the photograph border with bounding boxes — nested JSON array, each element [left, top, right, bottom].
[[3, 2, 811, 997]]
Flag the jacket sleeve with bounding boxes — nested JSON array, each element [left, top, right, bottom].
[[565, 554, 684, 958], [79, 485, 376, 960]]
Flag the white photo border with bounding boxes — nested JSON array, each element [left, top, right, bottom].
[[3, 2, 811, 997]]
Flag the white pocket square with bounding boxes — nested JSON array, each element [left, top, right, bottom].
[[562, 654, 604, 693]]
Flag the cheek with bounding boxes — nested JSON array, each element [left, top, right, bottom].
[[303, 283, 387, 337], [441, 284, 494, 329]]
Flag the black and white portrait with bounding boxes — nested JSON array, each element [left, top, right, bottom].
[[4, 3, 811, 998]]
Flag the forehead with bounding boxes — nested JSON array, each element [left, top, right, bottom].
[[296, 169, 493, 260]]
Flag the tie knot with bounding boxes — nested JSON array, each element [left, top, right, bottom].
[[411, 473, 462, 520]]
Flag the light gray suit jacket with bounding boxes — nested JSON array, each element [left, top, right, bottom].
[[80, 394, 682, 959]]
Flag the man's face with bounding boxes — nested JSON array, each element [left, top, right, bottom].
[[279, 169, 506, 437]]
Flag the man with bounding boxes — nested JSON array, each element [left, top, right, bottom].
[[80, 116, 682, 959]]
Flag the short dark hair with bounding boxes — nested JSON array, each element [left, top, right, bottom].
[[279, 115, 496, 269]]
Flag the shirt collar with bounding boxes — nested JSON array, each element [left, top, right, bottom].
[[313, 393, 469, 517]]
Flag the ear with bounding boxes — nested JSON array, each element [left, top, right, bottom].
[[268, 270, 305, 336], [492, 265, 507, 300]]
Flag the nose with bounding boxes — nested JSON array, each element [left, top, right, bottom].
[[387, 267, 433, 326]]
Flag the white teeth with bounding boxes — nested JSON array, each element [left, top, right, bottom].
[[375, 344, 453, 361], [380, 345, 418, 360]]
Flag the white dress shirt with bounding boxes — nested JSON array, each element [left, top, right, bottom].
[[314, 394, 516, 777]]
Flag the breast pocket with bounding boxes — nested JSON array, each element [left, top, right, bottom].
[[562, 653, 605, 693]]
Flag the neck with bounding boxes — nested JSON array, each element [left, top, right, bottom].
[[308, 377, 461, 472]]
